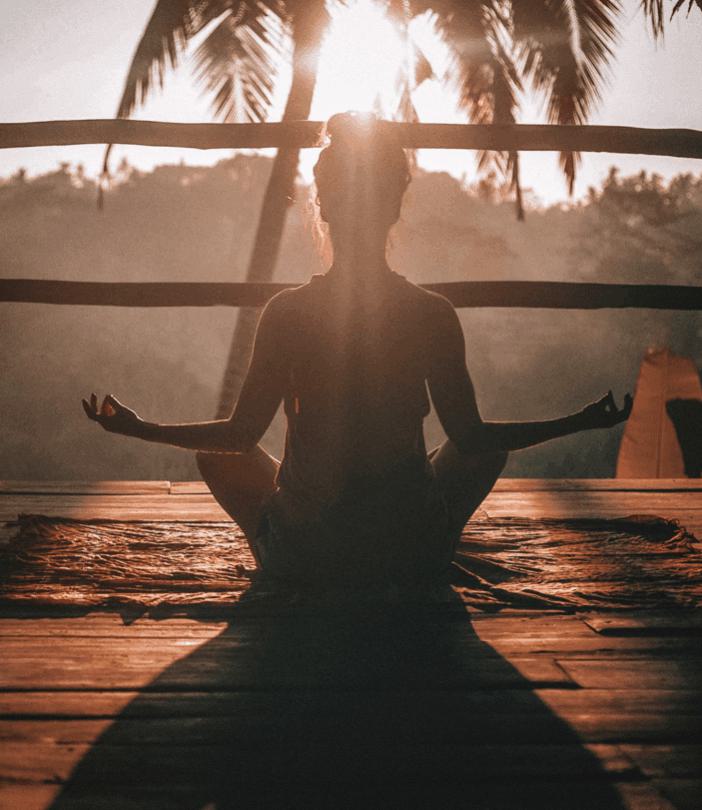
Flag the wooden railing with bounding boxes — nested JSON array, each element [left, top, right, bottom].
[[2, 119, 702, 158], [2, 279, 701, 310], [2, 119, 701, 311]]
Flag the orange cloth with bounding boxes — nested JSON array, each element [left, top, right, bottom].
[[616, 348, 702, 478]]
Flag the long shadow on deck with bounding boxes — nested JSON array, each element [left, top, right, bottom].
[[48, 592, 631, 809]]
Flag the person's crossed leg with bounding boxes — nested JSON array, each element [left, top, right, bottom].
[[197, 441, 507, 569]]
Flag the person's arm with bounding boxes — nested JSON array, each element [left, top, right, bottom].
[[82, 295, 288, 453], [426, 298, 632, 455]]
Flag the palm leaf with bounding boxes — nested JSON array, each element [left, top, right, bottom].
[[640, 0, 666, 36], [115, 0, 234, 121], [100, 0, 230, 203], [671, 0, 702, 18], [641, 0, 701, 39], [100, 1, 288, 203], [429, 2, 524, 216], [192, 8, 284, 123], [512, 0, 621, 194]]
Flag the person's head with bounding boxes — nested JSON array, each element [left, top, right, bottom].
[[313, 112, 411, 256]]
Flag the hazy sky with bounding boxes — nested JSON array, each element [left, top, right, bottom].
[[1, 0, 700, 203]]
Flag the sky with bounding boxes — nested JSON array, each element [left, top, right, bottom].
[[1, 0, 701, 204]]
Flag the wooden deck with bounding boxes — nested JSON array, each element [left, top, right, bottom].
[[1, 479, 701, 809]]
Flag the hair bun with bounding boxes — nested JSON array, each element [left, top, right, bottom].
[[325, 111, 381, 150]]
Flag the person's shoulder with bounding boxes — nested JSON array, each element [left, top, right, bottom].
[[392, 273, 454, 319], [262, 278, 317, 314]]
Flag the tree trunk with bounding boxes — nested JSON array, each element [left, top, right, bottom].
[[215, 8, 323, 418]]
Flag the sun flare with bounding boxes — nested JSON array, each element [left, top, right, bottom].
[[312, 0, 409, 120]]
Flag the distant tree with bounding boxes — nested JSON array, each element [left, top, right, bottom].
[[580, 168, 702, 283]]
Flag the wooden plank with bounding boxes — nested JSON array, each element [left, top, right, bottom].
[[493, 479, 702, 492], [170, 481, 209, 495], [0, 481, 170, 495], [0, 784, 59, 810], [3, 630, 698, 658], [0, 616, 698, 657], [175, 477, 702, 495], [0, 686, 685, 718], [616, 783, 679, 810], [116, 479, 702, 497], [651, 779, 702, 810], [1, 710, 700, 745], [0, 616, 227, 638], [2, 119, 701, 157], [0, 739, 636, 783], [2, 688, 701, 721], [4, 278, 702, 310], [481, 492, 702, 511], [558, 659, 702, 690], [0, 713, 662, 747], [12, 478, 702, 495], [2, 490, 701, 522], [0, 648, 572, 690], [0, 494, 230, 522], [621, 746, 702, 777], [0, 781, 676, 810], [584, 614, 702, 637]]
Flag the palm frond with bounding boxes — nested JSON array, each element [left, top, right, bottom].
[[513, 0, 621, 194], [193, 8, 284, 122], [671, 0, 702, 18], [430, 1, 496, 121], [640, 0, 665, 36], [413, 41, 434, 84], [100, 0, 232, 203], [640, 0, 701, 39], [381, 0, 431, 170], [431, 2, 524, 215], [115, 0, 234, 120], [100, 1, 287, 205]]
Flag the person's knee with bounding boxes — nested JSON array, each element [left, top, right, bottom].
[[196, 450, 224, 479], [195, 450, 211, 468]]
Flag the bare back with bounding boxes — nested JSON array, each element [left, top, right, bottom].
[[259, 270, 457, 518]]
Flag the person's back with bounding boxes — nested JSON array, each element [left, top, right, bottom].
[[274, 269, 445, 515]]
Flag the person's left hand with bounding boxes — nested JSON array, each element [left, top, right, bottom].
[[82, 393, 142, 436]]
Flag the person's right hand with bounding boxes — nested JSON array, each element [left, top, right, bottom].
[[82, 393, 142, 437], [580, 390, 633, 430]]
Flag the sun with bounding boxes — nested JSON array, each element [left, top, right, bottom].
[[312, 0, 409, 121]]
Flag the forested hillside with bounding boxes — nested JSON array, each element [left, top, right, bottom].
[[2, 159, 701, 479]]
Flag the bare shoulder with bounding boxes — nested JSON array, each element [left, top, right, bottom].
[[260, 284, 303, 323], [394, 274, 456, 325]]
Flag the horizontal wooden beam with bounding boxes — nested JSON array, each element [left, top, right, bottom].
[[1, 119, 702, 158], [2, 278, 702, 310]]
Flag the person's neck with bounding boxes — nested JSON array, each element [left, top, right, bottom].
[[328, 229, 391, 281]]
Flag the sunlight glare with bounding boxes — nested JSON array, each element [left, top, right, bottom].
[[312, 0, 408, 120]]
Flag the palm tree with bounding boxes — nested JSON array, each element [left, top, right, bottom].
[[107, 0, 698, 416]]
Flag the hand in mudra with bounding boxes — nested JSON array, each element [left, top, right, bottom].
[[82, 393, 141, 436], [581, 390, 633, 429]]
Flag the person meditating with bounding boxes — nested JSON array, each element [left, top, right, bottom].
[[83, 112, 632, 587]]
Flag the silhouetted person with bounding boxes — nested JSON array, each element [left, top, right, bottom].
[[83, 112, 632, 587]]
